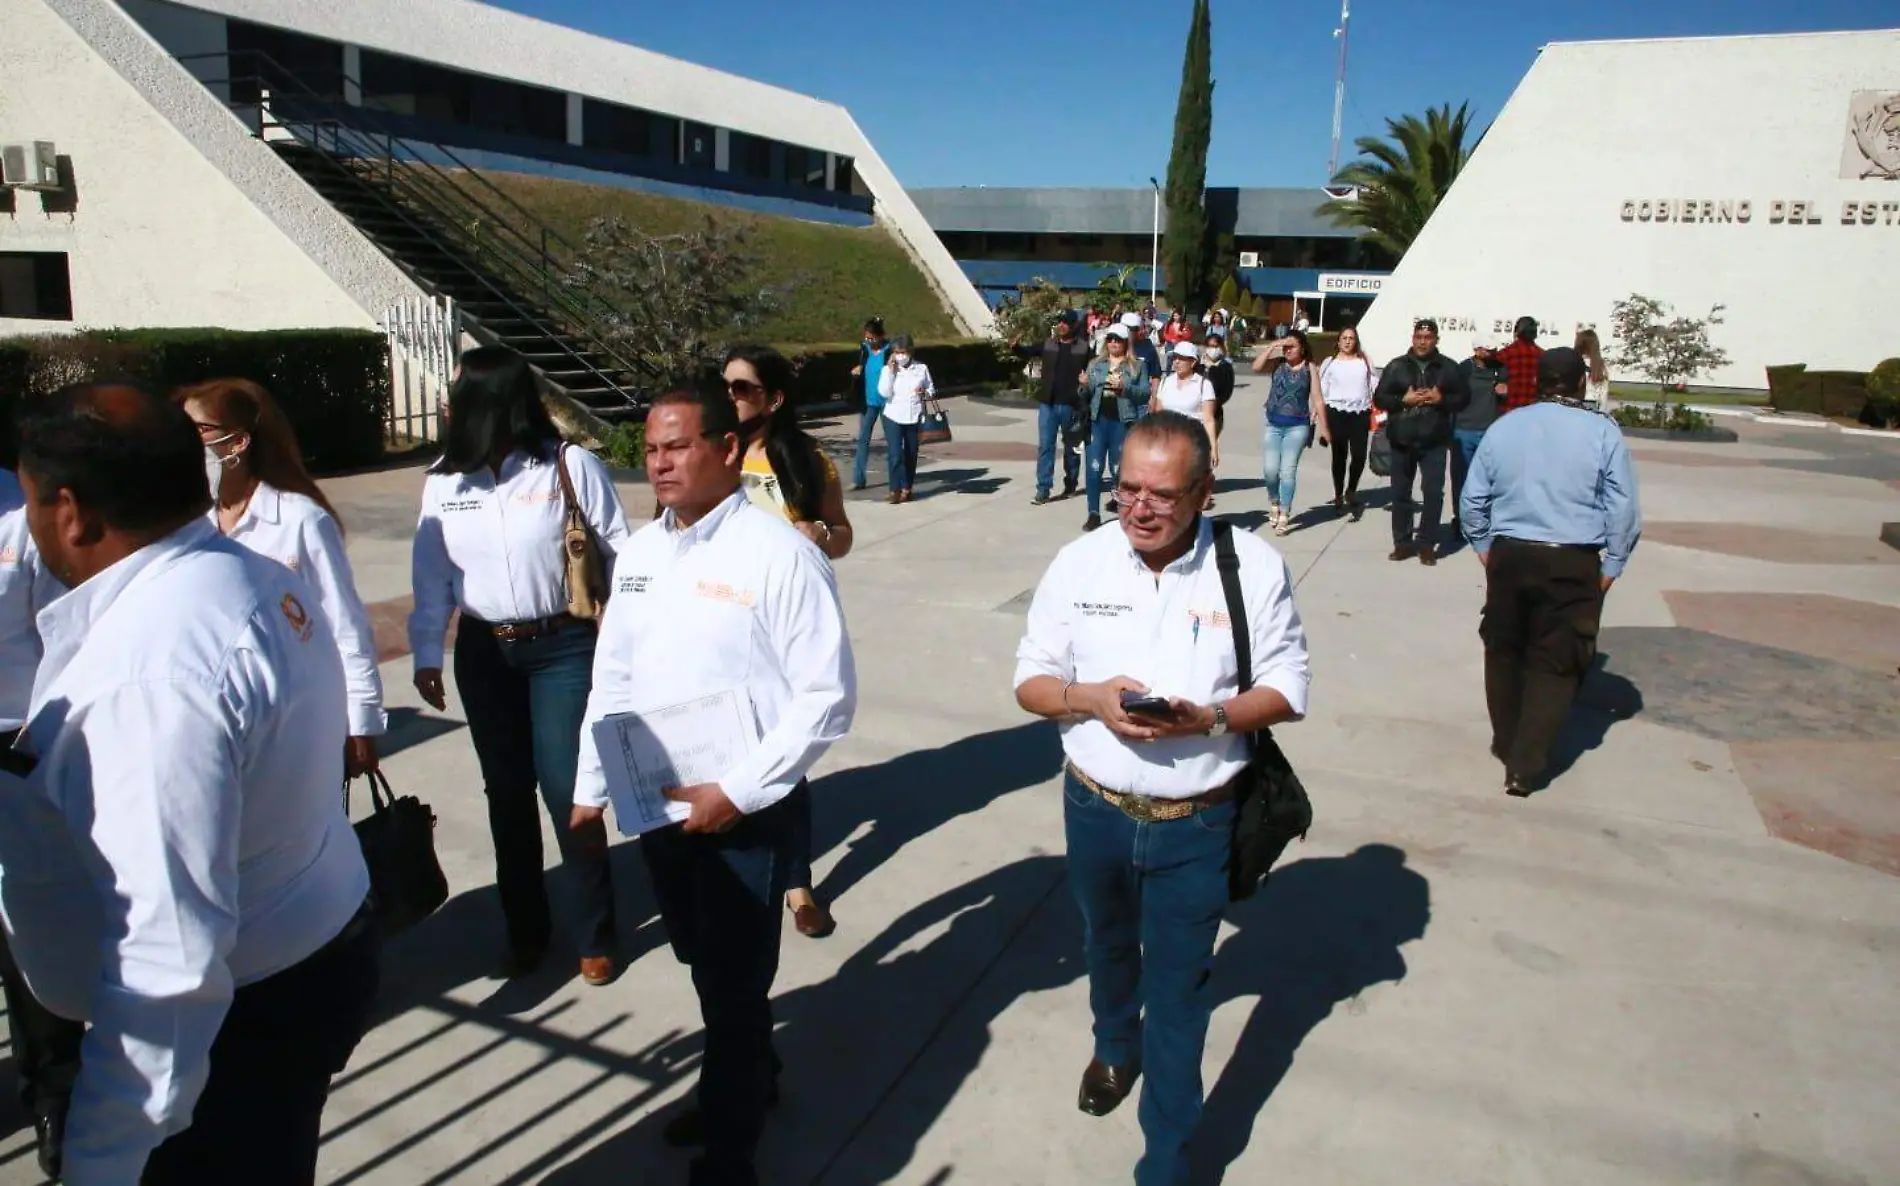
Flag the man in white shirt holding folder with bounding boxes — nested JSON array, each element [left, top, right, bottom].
[[572, 387, 856, 1186]]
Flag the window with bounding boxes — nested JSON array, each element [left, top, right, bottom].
[[0, 253, 74, 321], [729, 132, 774, 180], [682, 122, 715, 170], [782, 145, 827, 190], [359, 52, 564, 141], [583, 99, 678, 160], [833, 156, 857, 194], [226, 20, 344, 103]]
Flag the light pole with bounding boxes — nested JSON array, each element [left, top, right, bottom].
[[1148, 176, 1161, 306]]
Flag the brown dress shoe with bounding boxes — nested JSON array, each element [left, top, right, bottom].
[[1388, 544, 1416, 562], [792, 901, 836, 938], [1077, 1057, 1140, 1116], [579, 955, 616, 986], [1418, 546, 1437, 566]]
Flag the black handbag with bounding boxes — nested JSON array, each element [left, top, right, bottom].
[[349, 770, 449, 936], [1368, 421, 1393, 478], [1213, 522, 1313, 900]]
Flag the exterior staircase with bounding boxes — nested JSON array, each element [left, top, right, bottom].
[[182, 50, 655, 420]]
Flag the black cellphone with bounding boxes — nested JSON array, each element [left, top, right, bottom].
[[1119, 691, 1173, 717]]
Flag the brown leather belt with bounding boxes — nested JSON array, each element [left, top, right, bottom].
[[480, 612, 588, 643], [1068, 762, 1235, 822]]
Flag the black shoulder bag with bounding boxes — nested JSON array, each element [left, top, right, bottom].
[[349, 770, 449, 936], [1213, 522, 1314, 900]]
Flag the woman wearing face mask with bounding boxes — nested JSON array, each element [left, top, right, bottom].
[[721, 345, 853, 938], [875, 335, 933, 504], [1202, 327, 1236, 440], [176, 379, 385, 779]]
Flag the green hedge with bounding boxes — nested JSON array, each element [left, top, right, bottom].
[[778, 340, 1010, 406], [0, 328, 390, 472]]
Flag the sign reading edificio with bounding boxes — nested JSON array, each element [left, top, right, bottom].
[[1619, 198, 1900, 225]]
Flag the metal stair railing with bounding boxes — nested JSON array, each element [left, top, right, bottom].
[[177, 49, 658, 404]]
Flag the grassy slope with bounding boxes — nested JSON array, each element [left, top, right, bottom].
[[475, 171, 959, 344]]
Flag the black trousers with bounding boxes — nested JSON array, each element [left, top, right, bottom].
[[1325, 406, 1371, 499], [142, 903, 380, 1185], [1481, 538, 1604, 783], [0, 928, 83, 1123], [1389, 442, 1449, 547], [642, 793, 798, 1186]]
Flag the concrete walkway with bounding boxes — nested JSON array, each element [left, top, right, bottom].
[[2, 375, 1896, 1185]]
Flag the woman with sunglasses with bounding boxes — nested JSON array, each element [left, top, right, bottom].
[[176, 379, 385, 779], [722, 345, 853, 938]]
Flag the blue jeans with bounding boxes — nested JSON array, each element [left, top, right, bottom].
[[1450, 428, 1486, 537], [1064, 774, 1234, 1186], [1261, 422, 1312, 512], [1037, 401, 1082, 497], [851, 405, 884, 487], [455, 618, 617, 957], [887, 420, 921, 493], [1086, 415, 1130, 516], [643, 792, 797, 1186]]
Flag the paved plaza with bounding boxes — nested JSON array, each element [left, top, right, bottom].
[[3, 375, 1897, 1185]]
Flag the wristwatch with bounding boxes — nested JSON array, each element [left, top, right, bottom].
[[1206, 703, 1229, 738]]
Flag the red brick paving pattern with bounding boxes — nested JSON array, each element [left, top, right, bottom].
[[1645, 522, 1900, 564], [1663, 592, 1900, 674], [1731, 740, 1900, 875]]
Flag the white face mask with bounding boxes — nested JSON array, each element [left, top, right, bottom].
[[203, 433, 242, 501], [892, 353, 911, 368], [1205, 346, 1224, 360]]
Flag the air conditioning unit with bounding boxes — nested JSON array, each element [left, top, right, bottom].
[[1, 142, 60, 190], [1238, 251, 1261, 268]]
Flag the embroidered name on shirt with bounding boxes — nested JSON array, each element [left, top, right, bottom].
[[440, 498, 484, 514], [617, 573, 653, 595], [696, 580, 757, 608], [1077, 601, 1134, 618], [281, 593, 315, 642]]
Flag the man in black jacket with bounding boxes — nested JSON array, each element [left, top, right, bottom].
[[1373, 318, 1470, 565], [1013, 312, 1094, 504]]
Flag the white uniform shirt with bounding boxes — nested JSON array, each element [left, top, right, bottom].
[[409, 445, 631, 670], [1155, 372, 1217, 417], [1014, 517, 1310, 799], [219, 481, 386, 735], [574, 491, 855, 819], [15, 519, 369, 1186], [1319, 356, 1376, 412], [876, 361, 934, 426], [0, 469, 64, 731]]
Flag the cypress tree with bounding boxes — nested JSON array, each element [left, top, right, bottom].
[[1163, 0, 1214, 312]]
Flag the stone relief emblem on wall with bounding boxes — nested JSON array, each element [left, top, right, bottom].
[[1841, 91, 1900, 180]]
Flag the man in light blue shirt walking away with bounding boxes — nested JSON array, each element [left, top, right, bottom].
[[849, 317, 891, 490], [1461, 347, 1641, 796]]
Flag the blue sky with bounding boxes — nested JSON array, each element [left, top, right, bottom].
[[498, 0, 1895, 189]]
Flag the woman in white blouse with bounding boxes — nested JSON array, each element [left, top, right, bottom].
[[875, 334, 933, 504], [1150, 341, 1221, 469], [409, 347, 629, 985], [1317, 326, 1377, 515], [177, 379, 386, 774], [1575, 328, 1613, 409]]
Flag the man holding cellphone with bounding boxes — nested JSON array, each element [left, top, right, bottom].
[[1013, 412, 1311, 1186]]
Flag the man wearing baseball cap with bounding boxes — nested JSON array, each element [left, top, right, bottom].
[[1120, 312, 1165, 394], [1451, 333, 1508, 540], [1460, 346, 1642, 796]]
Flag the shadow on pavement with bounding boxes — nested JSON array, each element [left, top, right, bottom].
[[377, 706, 465, 762], [1189, 843, 1431, 1184], [534, 853, 1077, 1186], [1543, 653, 1645, 786], [810, 721, 1063, 905]]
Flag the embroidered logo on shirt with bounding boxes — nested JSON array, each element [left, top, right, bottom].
[[281, 593, 315, 642], [1188, 609, 1232, 631], [0, 545, 17, 564], [696, 580, 757, 608], [440, 498, 484, 514], [1076, 601, 1134, 618], [617, 573, 653, 595], [514, 490, 561, 505]]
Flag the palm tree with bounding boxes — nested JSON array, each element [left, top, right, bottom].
[[1321, 102, 1482, 263]]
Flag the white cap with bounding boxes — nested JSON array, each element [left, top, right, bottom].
[[1171, 341, 1199, 360], [1105, 325, 1131, 340], [1119, 312, 1144, 328], [1471, 333, 1497, 351]]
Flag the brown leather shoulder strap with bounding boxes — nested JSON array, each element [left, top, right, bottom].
[[554, 443, 581, 515]]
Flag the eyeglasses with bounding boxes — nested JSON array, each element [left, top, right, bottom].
[[1114, 483, 1189, 514], [726, 378, 768, 399]]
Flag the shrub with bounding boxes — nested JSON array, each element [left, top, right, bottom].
[[0, 328, 389, 472], [1862, 358, 1900, 428], [1612, 402, 1714, 432], [599, 421, 645, 470]]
